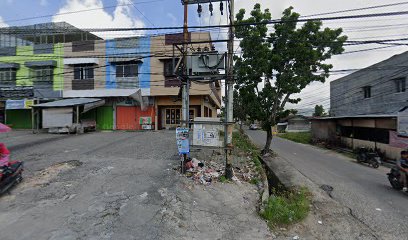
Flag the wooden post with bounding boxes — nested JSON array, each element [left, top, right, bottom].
[[76, 105, 80, 124]]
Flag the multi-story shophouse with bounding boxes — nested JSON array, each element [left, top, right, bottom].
[[0, 22, 221, 131]]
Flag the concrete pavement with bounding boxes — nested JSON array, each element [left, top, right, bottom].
[[246, 129, 408, 240], [0, 131, 271, 240]]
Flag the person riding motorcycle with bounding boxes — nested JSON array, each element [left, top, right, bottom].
[[396, 150, 408, 192], [0, 143, 10, 167]]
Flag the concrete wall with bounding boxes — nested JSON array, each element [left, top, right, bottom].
[[330, 51, 408, 116], [341, 137, 403, 160], [311, 120, 337, 140]]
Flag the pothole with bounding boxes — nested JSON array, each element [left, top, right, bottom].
[[320, 184, 334, 197], [18, 160, 83, 190]]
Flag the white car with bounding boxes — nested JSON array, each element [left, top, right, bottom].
[[249, 124, 259, 130]]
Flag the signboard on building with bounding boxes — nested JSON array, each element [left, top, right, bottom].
[[139, 117, 152, 125], [176, 127, 190, 154], [398, 107, 408, 137], [389, 131, 408, 149], [5, 99, 34, 110]]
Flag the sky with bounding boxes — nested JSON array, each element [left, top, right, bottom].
[[0, 0, 407, 113]]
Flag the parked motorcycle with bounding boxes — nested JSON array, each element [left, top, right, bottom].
[[0, 161, 24, 195], [387, 166, 405, 190], [356, 147, 382, 168]]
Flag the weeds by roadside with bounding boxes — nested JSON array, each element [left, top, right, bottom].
[[279, 132, 311, 144], [261, 187, 310, 228], [232, 130, 264, 181]]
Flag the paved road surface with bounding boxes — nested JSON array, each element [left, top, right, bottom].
[[246, 129, 408, 240], [0, 131, 270, 240]]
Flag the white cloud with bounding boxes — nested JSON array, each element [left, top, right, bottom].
[[52, 0, 144, 39], [232, 0, 408, 111], [0, 16, 9, 28], [40, 0, 48, 6]]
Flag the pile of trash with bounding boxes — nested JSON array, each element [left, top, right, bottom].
[[181, 155, 260, 185], [183, 157, 223, 185]]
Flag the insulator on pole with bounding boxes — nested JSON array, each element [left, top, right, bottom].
[[220, 2, 224, 15], [209, 2, 213, 16], [197, 4, 202, 17]]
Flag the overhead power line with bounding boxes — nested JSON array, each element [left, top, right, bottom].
[[301, 1, 408, 18], [3, 10, 408, 33]]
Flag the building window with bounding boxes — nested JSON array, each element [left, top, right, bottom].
[[31, 67, 53, 82], [363, 86, 371, 98], [166, 108, 181, 125], [163, 59, 174, 77], [163, 59, 181, 87], [395, 78, 406, 93], [116, 63, 138, 78], [0, 69, 16, 83], [74, 65, 94, 80]]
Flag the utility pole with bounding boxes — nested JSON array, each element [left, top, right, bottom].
[[181, 0, 190, 172], [224, 0, 234, 179]]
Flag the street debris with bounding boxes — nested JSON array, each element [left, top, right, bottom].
[[318, 220, 323, 225], [293, 235, 300, 240], [375, 208, 382, 211], [139, 192, 148, 200], [178, 150, 260, 186]]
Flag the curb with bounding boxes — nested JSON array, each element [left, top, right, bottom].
[[240, 131, 270, 212], [259, 154, 378, 239]]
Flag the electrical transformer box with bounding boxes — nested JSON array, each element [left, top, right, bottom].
[[187, 52, 226, 75]]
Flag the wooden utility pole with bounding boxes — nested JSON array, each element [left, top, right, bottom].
[[224, 0, 234, 179]]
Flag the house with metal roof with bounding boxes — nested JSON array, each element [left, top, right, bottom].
[[312, 51, 408, 160]]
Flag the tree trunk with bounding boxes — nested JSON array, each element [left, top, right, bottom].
[[262, 127, 273, 154]]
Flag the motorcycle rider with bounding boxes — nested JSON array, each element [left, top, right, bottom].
[[0, 143, 10, 167], [397, 150, 408, 192]]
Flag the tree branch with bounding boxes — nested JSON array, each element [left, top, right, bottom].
[[280, 94, 291, 109]]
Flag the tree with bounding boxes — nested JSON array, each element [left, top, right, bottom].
[[235, 4, 347, 153], [233, 90, 247, 129], [313, 105, 327, 117]]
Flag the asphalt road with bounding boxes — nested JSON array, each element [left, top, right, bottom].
[[246, 129, 408, 240], [0, 131, 270, 240]]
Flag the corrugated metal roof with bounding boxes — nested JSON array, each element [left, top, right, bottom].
[[313, 114, 398, 120], [33, 98, 103, 108]]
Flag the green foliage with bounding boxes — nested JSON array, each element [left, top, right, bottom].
[[233, 131, 259, 159], [219, 175, 228, 183], [261, 188, 310, 227], [250, 177, 260, 185], [233, 90, 247, 122], [313, 105, 327, 117], [279, 132, 311, 144], [234, 4, 347, 152]]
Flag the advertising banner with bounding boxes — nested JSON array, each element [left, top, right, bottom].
[[176, 127, 190, 154], [389, 131, 408, 149]]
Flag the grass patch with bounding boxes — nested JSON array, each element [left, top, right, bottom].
[[261, 187, 310, 228], [233, 131, 259, 160], [249, 177, 260, 185], [279, 132, 311, 144], [232, 130, 266, 181], [219, 175, 228, 183]]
